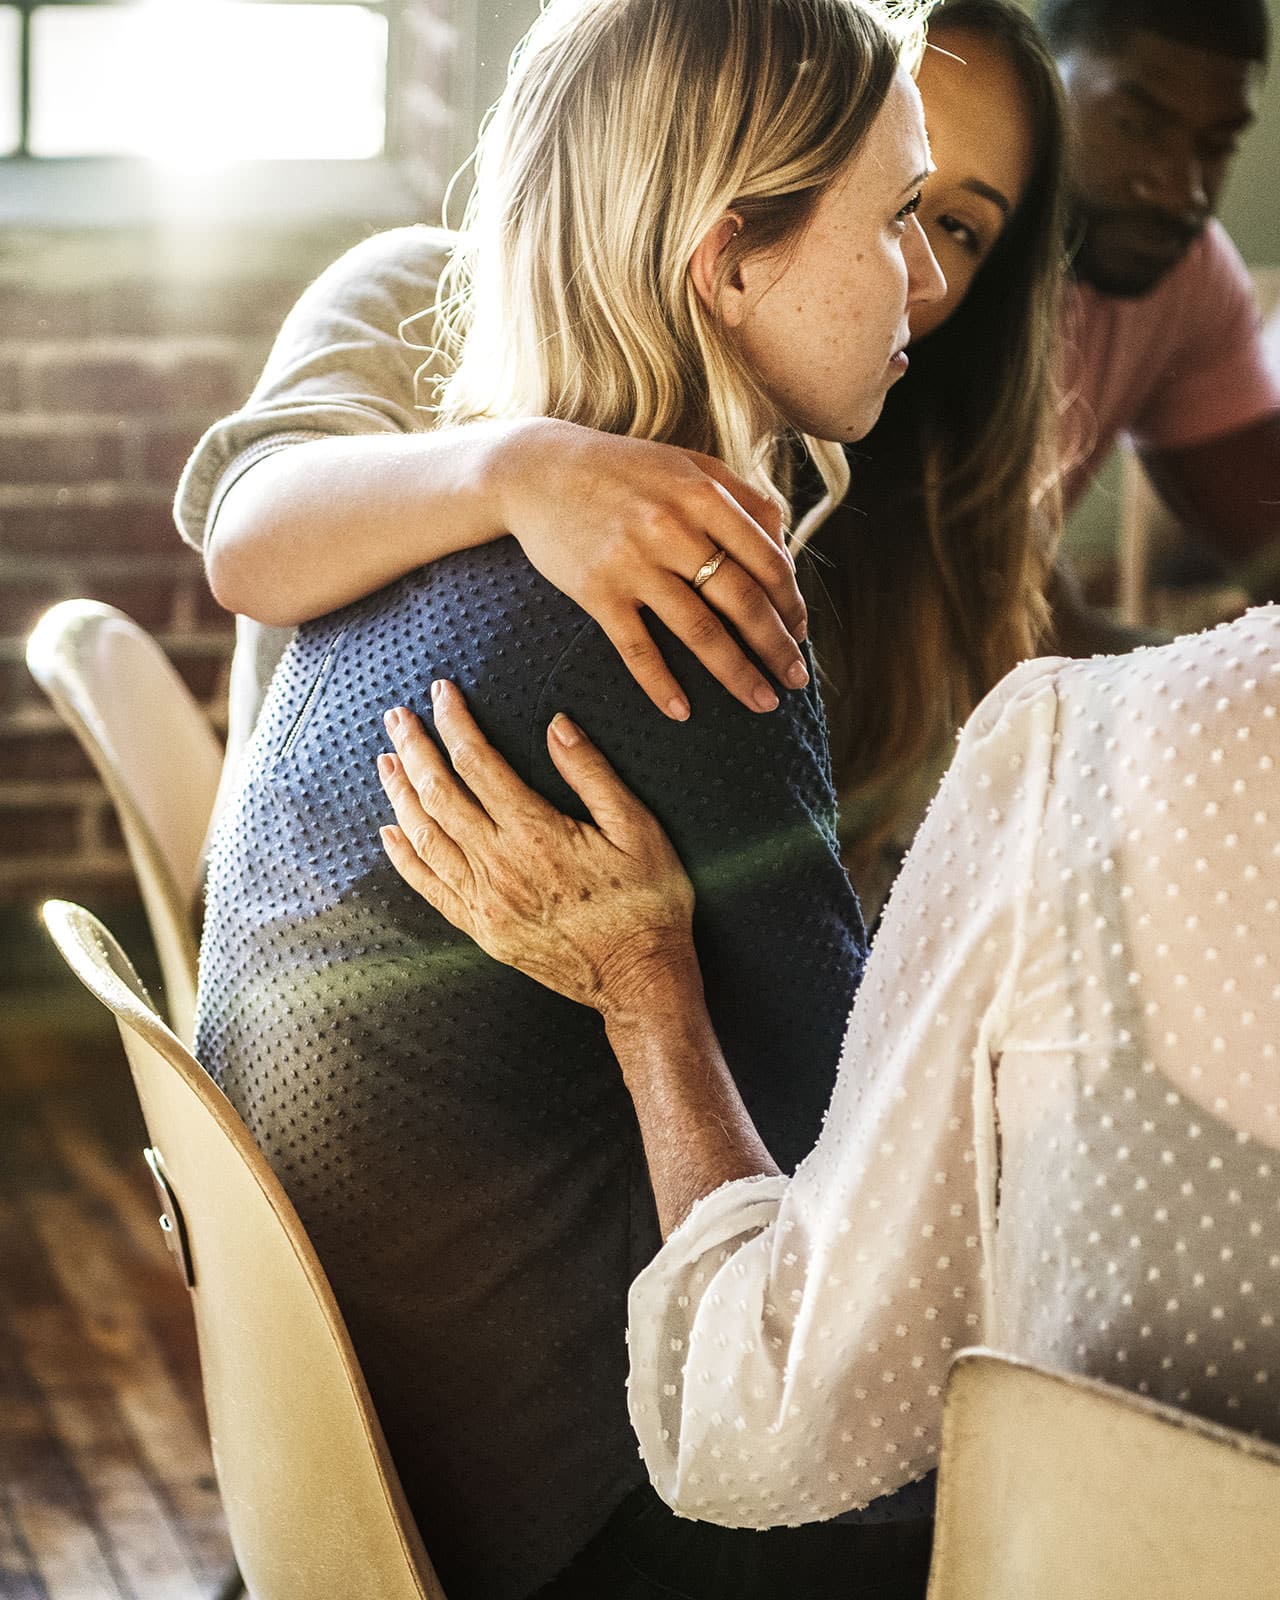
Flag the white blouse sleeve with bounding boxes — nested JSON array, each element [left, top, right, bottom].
[[627, 657, 1066, 1526]]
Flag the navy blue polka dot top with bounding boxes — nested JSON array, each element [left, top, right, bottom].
[[196, 537, 867, 1599]]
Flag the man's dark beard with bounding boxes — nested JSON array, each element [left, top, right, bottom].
[[1070, 202, 1206, 298]]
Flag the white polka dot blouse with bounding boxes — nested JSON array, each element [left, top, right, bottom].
[[627, 606, 1280, 1528]]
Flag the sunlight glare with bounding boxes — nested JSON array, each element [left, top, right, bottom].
[[31, 1, 387, 165]]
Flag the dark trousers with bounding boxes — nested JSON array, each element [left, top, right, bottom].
[[533, 1483, 933, 1600]]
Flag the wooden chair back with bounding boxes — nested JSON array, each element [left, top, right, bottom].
[[928, 1348, 1280, 1599], [42, 899, 447, 1600], [27, 602, 223, 1042]]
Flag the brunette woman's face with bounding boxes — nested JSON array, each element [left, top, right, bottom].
[[727, 68, 947, 443], [909, 26, 1035, 339]]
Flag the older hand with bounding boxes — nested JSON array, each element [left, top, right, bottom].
[[377, 680, 699, 1018]]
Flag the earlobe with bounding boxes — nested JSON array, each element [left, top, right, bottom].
[[689, 213, 746, 324]]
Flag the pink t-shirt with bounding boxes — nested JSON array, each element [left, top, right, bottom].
[[1059, 220, 1280, 510]]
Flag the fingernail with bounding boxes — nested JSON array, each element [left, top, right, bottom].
[[431, 680, 445, 703], [378, 825, 396, 850], [377, 752, 395, 779], [667, 696, 690, 722], [795, 618, 808, 643], [786, 659, 809, 689], [383, 707, 402, 732], [753, 684, 780, 712], [550, 713, 581, 747]]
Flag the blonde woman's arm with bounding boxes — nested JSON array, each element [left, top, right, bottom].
[[211, 421, 809, 719], [179, 227, 808, 720]]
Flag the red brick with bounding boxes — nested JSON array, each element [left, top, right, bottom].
[[0, 577, 80, 641], [98, 805, 127, 853], [0, 730, 95, 783], [140, 427, 204, 490], [0, 359, 25, 411], [0, 572, 190, 637], [0, 858, 134, 903], [0, 501, 181, 554], [0, 426, 126, 484], [0, 662, 47, 718], [0, 284, 106, 341], [170, 649, 233, 703], [191, 578, 235, 628], [0, 805, 82, 854], [105, 279, 303, 340], [29, 354, 245, 417]]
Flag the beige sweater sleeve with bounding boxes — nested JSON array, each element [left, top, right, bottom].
[[173, 224, 454, 550]]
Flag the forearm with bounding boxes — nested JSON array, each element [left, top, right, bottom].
[[206, 419, 540, 625], [1141, 420, 1280, 569], [603, 966, 779, 1239]]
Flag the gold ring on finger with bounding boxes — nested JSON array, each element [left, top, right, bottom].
[[690, 547, 728, 590]]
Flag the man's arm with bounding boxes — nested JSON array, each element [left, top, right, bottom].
[[1123, 224, 1280, 585], [1141, 411, 1280, 585]]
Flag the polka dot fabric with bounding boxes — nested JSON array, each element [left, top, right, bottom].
[[196, 537, 867, 1599], [628, 607, 1280, 1528]]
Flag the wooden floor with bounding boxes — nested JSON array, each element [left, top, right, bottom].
[[0, 938, 238, 1600]]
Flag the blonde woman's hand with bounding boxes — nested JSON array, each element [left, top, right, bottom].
[[377, 681, 700, 1019], [490, 419, 809, 721]]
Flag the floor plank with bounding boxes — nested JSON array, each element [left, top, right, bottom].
[[0, 977, 236, 1600]]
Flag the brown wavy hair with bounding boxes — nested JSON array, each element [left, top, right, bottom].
[[804, 0, 1066, 873]]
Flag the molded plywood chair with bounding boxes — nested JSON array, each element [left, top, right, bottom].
[[26, 601, 224, 1043], [927, 1349, 1280, 1600], [42, 899, 446, 1600]]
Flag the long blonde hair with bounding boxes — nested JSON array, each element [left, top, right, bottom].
[[432, 0, 929, 526]]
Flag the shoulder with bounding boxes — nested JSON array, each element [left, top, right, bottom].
[[1150, 221, 1261, 344], [1179, 220, 1255, 293], [1010, 609, 1280, 787], [543, 621, 832, 771], [536, 622, 841, 846], [1060, 606, 1280, 721], [958, 655, 1065, 750], [287, 225, 454, 337], [309, 225, 454, 297], [1067, 223, 1253, 341]]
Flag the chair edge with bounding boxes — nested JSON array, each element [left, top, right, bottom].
[[947, 1346, 1280, 1467], [39, 898, 441, 1595]]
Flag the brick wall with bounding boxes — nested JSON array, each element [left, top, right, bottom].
[[0, 0, 475, 907], [400, 0, 461, 205], [0, 226, 399, 903]]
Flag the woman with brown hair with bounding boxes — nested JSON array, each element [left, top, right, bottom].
[[808, 0, 1067, 903]]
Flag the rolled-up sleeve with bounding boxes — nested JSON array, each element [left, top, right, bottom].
[[174, 225, 452, 550]]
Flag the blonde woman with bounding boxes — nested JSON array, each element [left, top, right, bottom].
[[196, 1, 946, 1596], [179, 1, 1065, 914]]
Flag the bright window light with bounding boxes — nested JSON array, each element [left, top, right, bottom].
[[0, 6, 19, 155], [31, 1, 387, 165]]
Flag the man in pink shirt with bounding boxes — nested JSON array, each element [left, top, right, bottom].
[[1040, 0, 1280, 576]]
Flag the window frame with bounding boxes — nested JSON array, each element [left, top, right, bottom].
[[3, 0, 405, 163]]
